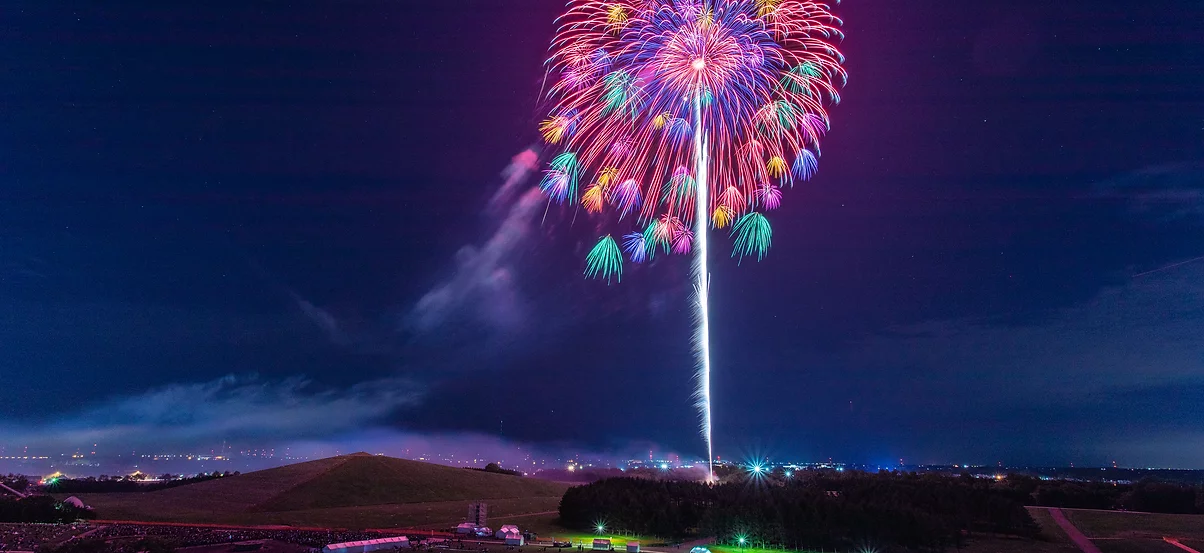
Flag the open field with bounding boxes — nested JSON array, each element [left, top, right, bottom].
[[1181, 540, 1204, 552], [708, 546, 835, 553], [259, 455, 567, 511], [68, 454, 569, 529], [1093, 539, 1189, 553], [515, 511, 1087, 553], [1026, 506, 1084, 551], [1063, 510, 1204, 540]]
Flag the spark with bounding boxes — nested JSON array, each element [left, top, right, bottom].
[[1132, 254, 1204, 278]]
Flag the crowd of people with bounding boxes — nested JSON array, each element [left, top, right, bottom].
[[88, 524, 388, 549], [0, 522, 409, 552], [0, 522, 90, 551]]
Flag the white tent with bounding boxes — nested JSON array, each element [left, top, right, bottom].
[[323, 536, 409, 553], [456, 523, 477, 534], [625, 541, 639, 553], [495, 525, 520, 539]]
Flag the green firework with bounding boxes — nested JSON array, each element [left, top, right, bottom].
[[732, 212, 772, 262], [585, 235, 623, 283], [601, 70, 638, 117], [643, 220, 668, 257]]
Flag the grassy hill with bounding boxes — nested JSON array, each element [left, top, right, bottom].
[[257, 454, 568, 511], [75, 453, 570, 527]]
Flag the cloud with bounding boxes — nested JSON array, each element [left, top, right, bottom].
[[287, 290, 349, 346], [820, 262, 1204, 466], [1096, 161, 1204, 222], [0, 374, 676, 474], [409, 148, 544, 334], [849, 262, 1204, 401], [0, 375, 423, 451]]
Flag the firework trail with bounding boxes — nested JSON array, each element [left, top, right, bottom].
[[539, 0, 846, 480]]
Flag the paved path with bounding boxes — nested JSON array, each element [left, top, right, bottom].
[[1165, 538, 1202, 553], [0, 482, 27, 498], [1046, 508, 1102, 553]]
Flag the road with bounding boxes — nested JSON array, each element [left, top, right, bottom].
[[1165, 538, 1203, 553], [1044, 507, 1102, 553]]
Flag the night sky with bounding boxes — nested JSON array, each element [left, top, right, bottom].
[[2, 1, 1203, 468]]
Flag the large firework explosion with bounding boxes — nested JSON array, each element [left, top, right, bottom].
[[539, 0, 846, 480]]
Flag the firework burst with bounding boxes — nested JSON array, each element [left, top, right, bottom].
[[542, 0, 844, 273], [539, 0, 845, 480]]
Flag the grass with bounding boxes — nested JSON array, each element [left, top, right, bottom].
[[478, 512, 654, 546], [1025, 506, 1080, 550], [530, 531, 649, 546], [259, 455, 568, 511], [956, 537, 1086, 553], [71, 453, 570, 529], [1063, 509, 1204, 540], [1093, 539, 1188, 553], [709, 546, 828, 553]]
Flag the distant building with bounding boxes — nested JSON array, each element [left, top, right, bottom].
[[468, 501, 488, 526]]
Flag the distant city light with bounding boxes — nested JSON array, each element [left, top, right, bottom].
[[747, 461, 767, 477]]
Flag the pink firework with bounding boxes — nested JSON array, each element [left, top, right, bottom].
[[541, 0, 845, 275]]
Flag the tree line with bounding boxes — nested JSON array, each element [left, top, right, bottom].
[[559, 472, 1039, 552], [44, 471, 238, 493], [997, 474, 1203, 514], [469, 463, 523, 477], [0, 495, 96, 523]]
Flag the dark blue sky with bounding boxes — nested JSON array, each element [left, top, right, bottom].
[[2, 1, 1202, 468]]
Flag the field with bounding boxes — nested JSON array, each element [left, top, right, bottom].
[[70, 453, 570, 529], [1062, 509, 1204, 540], [476, 507, 1204, 553], [62, 464, 1204, 552], [490, 515, 650, 546], [1092, 539, 1190, 553], [1024, 506, 1082, 551]]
